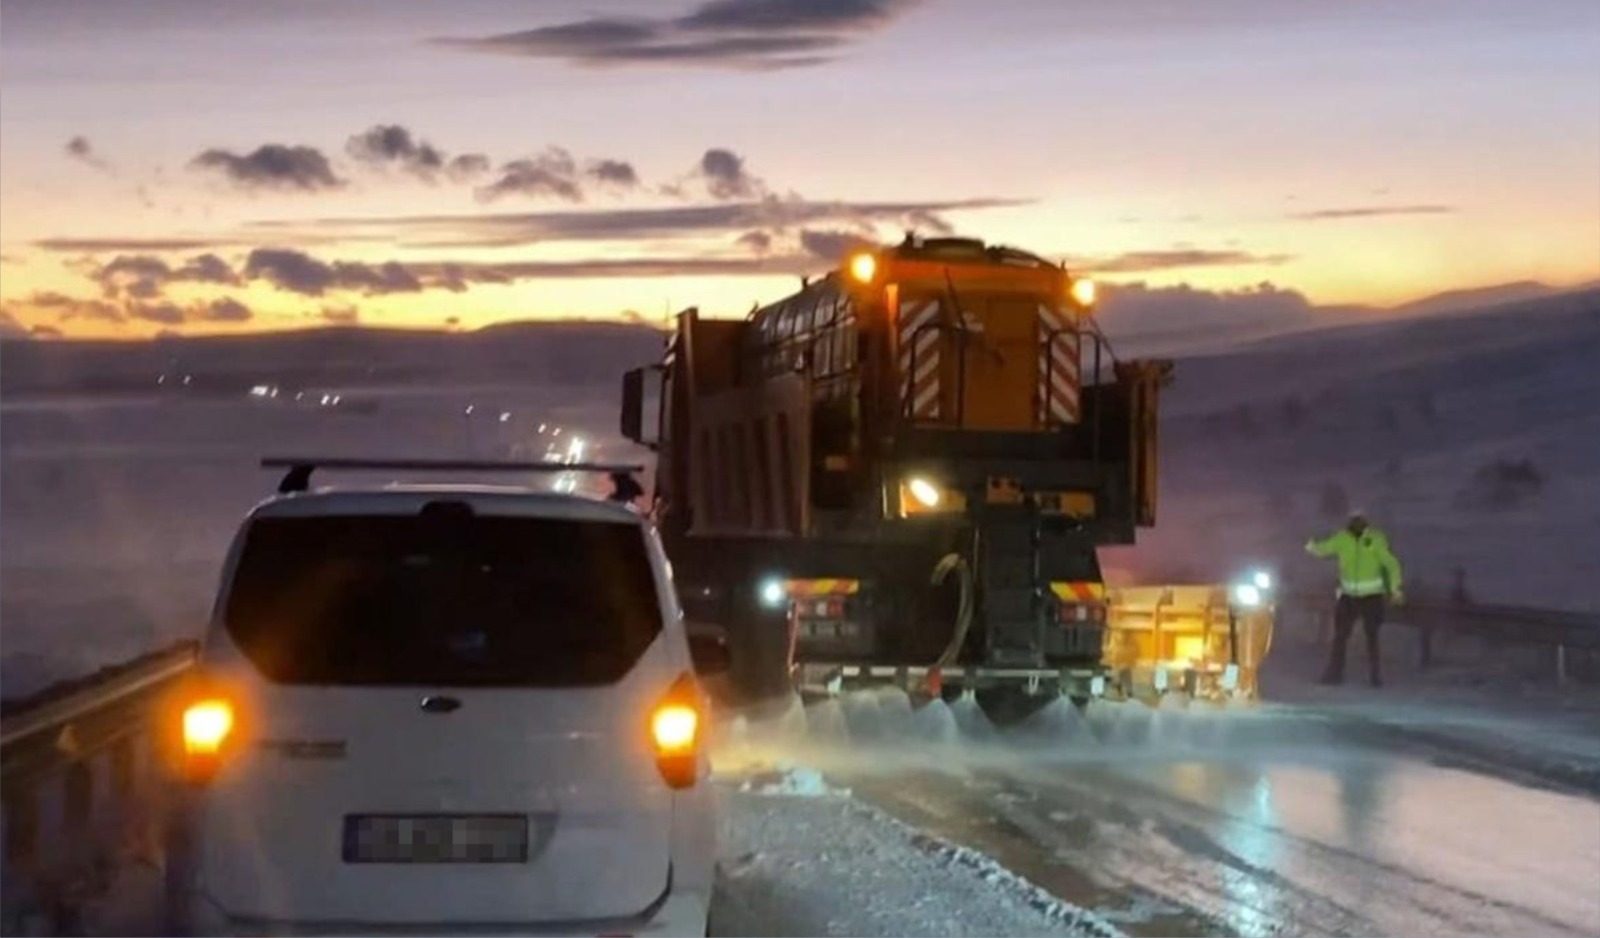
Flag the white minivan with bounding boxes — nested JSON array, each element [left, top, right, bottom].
[[166, 471, 724, 936]]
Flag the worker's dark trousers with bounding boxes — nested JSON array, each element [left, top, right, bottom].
[[1324, 594, 1386, 685]]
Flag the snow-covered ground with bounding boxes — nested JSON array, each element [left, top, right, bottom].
[[1107, 291, 1600, 612], [713, 767, 1120, 937], [0, 386, 625, 698]]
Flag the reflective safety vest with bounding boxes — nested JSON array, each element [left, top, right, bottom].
[[1306, 527, 1404, 597]]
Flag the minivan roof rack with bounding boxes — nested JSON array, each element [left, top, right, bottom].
[[261, 456, 647, 497]]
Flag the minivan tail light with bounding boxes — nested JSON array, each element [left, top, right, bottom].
[[181, 697, 234, 785], [651, 674, 702, 789]]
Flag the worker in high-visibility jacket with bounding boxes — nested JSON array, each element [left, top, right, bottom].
[[1305, 511, 1404, 686]]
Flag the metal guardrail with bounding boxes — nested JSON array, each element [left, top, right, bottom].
[[1284, 592, 1600, 684], [1, 640, 199, 934]]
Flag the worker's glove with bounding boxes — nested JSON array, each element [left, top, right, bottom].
[[1303, 539, 1317, 554], [1390, 590, 1406, 607]]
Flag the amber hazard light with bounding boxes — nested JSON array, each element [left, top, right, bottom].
[[651, 674, 702, 789], [181, 697, 234, 784]]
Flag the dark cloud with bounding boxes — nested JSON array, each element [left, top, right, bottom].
[[182, 253, 239, 285], [30, 324, 66, 340], [321, 306, 361, 325], [24, 291, 94, 310], [798, 228, 873, 261], [65, 136, 110, 170], [438, 0, 918, 70], [231, 249, 826, 296], [346, 124, 446, 179], [438, 22, 831, 72], [254, 196, 1024, 249], [421, 255, 810, 279], [242, 249, 337, 295], [447, 153, 492, 181], [698, 148, 764, 200], [4, 287, 253, 331], [587, 159, 640, 188], [476, 150, 584, 202], [1072, 249, 1295, 274], [681, 0, 906, 31], [202, 297, 253, 322], [128, 297, 252, 326], [190, 144, 345, 192], [10, 291, 127, 324], [1289, 205, 1455, 221], [93, 253, 240, 300], [33, 237, 233, 253], [95, 255, 171, 299], [737, 230, 773, 253], [129, 301, 187, 325], [242, 249, 423, 297], [475, 16, 657, 55]]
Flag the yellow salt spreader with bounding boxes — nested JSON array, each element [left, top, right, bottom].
[[1101, 571, 1276, 702]]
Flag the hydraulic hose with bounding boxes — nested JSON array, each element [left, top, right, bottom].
[[931, 552, 974, 669]]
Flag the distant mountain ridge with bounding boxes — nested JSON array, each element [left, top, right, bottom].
[[1100, 279, 1596, 357], [4, 281, 1597, 396], [1391, 280, 1563, 317], [0, 320, 667, 397]]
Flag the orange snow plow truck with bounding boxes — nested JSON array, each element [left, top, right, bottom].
[[622, 234, 1213, 720]]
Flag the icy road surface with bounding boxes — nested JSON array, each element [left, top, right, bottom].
[[722, 691, 1600, 937]]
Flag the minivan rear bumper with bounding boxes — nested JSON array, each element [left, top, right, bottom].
[[173, 867, 710, 937]]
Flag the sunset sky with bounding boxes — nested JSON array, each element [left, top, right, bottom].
[[2, 0, 1597, 340]]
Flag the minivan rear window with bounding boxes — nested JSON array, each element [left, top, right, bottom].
[[222, 511, 663, 686]]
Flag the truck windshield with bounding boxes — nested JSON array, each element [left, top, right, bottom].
[[222, 513, 662, 687]]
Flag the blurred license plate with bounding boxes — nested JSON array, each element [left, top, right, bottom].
[[343, 814, 528, 864]]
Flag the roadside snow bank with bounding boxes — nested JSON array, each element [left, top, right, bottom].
[[714, 767, 1122, 937]]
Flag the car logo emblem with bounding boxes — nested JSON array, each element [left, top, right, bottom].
[[419, 695, 462, 714]]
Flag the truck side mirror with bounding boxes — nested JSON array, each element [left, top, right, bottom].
[[621, 368, 646, 444]]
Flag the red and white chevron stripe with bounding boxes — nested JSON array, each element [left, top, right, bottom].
[[898, 299, 943, 420], [1036, 303, 1081, 425]]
